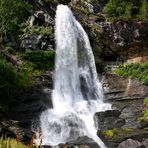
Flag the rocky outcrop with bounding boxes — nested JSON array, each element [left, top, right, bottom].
[[70, 2, 148, 62], [94, 110, 125, 130], [0, 119, 33, 144], [95, 73, 148, 148], [103, 73, 146, 98], [103, 74, 148, 102], [20, 0, 148, 63], [94, 109, 148, 148], [102, 73, 148, 128], [21, 33, 54, 51], [97, 128, 148, 148]]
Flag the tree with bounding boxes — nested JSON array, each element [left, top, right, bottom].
[[0, 0, 31, 43]]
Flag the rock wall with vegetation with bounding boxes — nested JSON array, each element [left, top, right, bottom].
[[0, 0, 147, 147]]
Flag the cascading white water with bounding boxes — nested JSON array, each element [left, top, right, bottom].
[[37, 5, 111, 148]]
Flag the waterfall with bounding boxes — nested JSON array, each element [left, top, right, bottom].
[[36, 5, 111, 148]]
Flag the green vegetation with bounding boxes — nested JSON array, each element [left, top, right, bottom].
[[23, 50, 55, 70], [104, 0, 148, 21], [0, 57, 18, 87], [0, 56, 34, 111], [139, 97, 148, 122], [0, 55, 34, 88], [21, 25, 53, 36], [0, 137, 27, 148], [115, 62, 148, 85], [103, 129, 115, 137], [139, 0, 148, 19], [5, 46, 16, 55], [0, 0, 31, 43], [103, 128, 134, 138]]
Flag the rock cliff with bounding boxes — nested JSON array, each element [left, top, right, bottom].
[[0, 0, 148, 148]]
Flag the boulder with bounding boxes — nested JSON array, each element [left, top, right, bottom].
[[97, 128, 148, 148], [142, 139, 148, 148], [118, 139, 143, 148], [66, 136, 100, 148]]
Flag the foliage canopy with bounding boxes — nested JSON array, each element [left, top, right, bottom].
[[0, 0, 31, 42]]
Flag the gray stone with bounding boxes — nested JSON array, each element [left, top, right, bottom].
[[0, 120, 34, 144], [21, 33, 53, 51], [142, 139, 148, 148], [118, 139, 142, 148], [67, 136, 100, 148], [94, 110, 125, 130]]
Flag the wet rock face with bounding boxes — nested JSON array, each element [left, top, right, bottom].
[[8, 88, 52, 121], [42, 136, 100, 148], [59, 136, 100, 148], [94, 110, 125, 130], [8, 72, 53, 128]]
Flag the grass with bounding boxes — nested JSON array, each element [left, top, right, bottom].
[[0, 137, 27, 148], [115, 62, 148, 85]]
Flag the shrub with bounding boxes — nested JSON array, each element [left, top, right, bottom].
[[23, 50, 55, 70], [115, 62, 148, 85], [103, 0, 126, 18], [139, 0, 148, 19], [144, 97, 148, 105], [103, 0, 148, 21]]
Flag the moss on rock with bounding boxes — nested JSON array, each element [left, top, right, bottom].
[[98, 128, 148, 147]]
